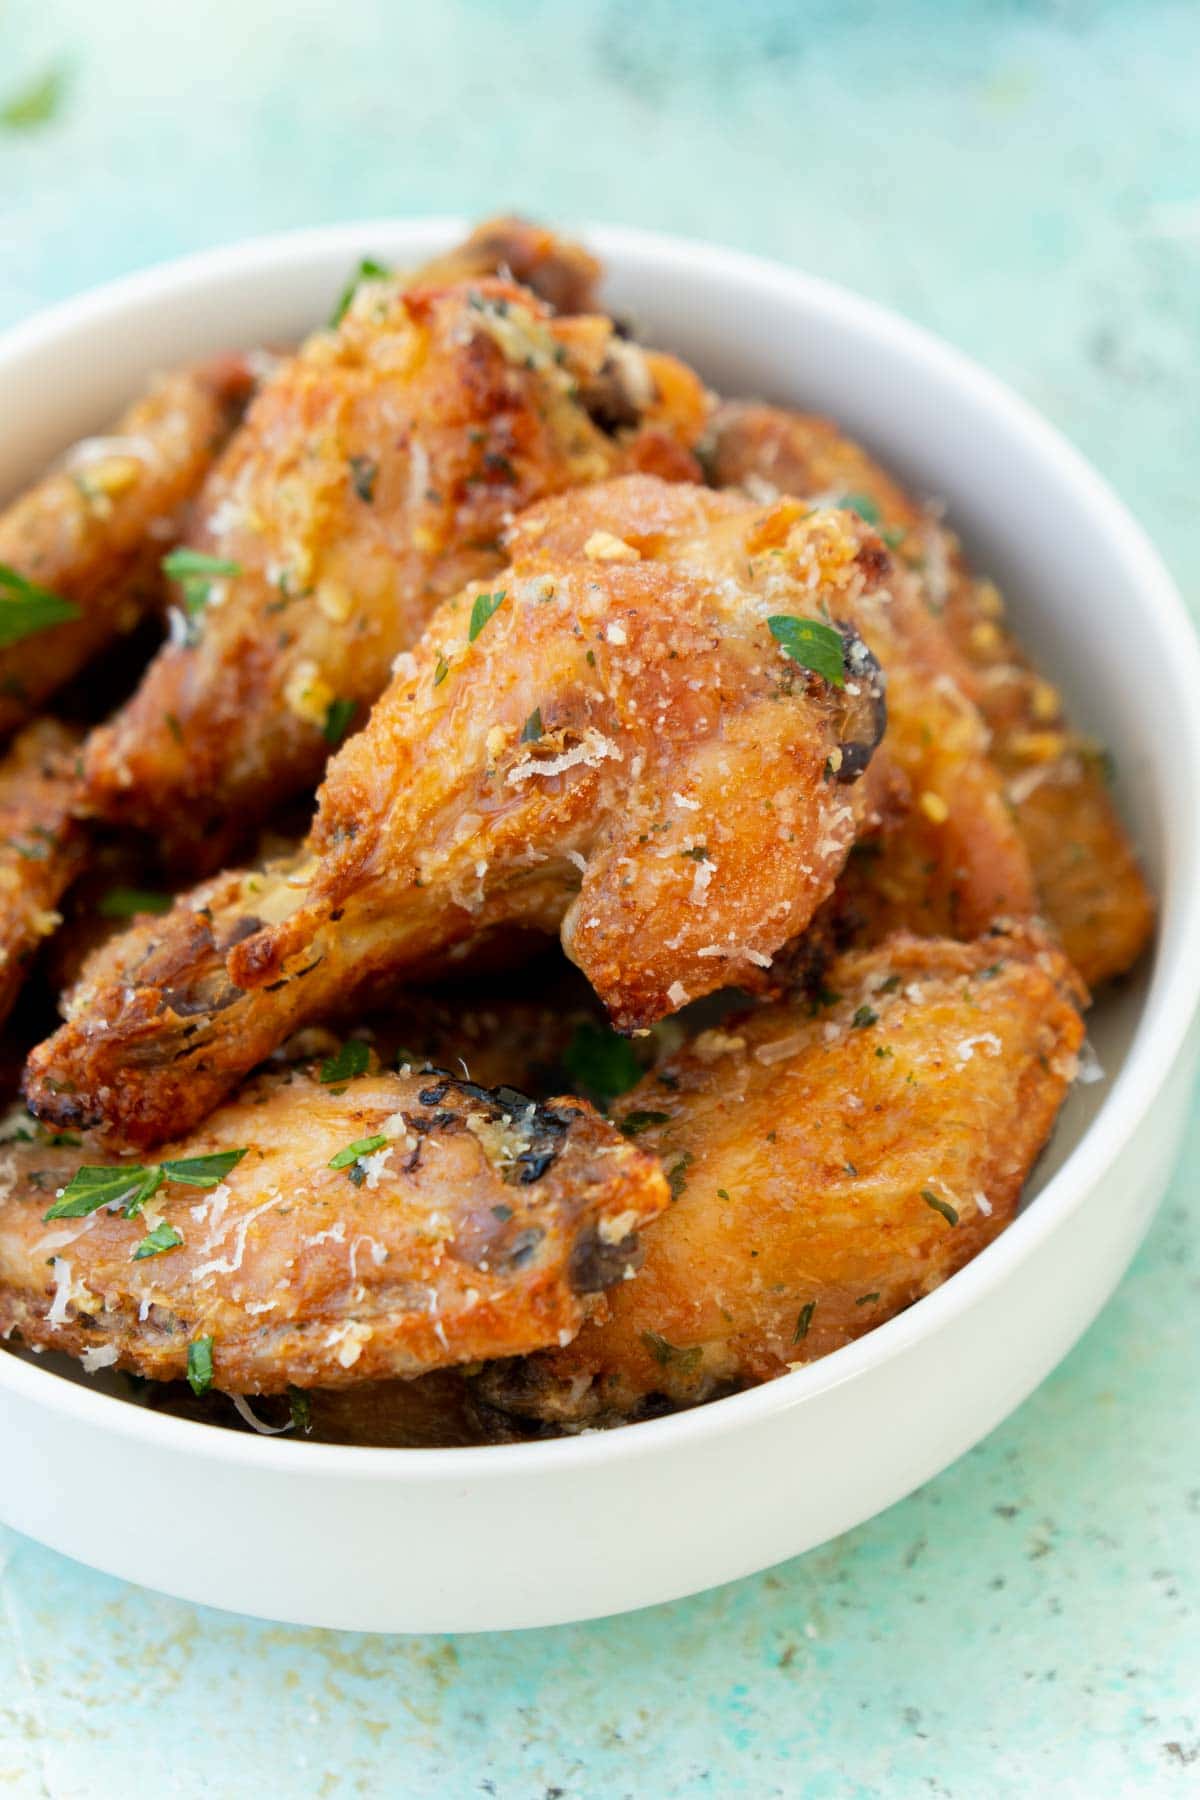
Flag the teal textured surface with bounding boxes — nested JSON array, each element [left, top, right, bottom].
[[1, 3, 1198, 1794]]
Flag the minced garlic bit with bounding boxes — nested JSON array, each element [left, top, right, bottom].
[[919, 791, 950, 825], [284, 659, 335, 728], [584, 531, 640, 564], [316, 579, 353, 623]]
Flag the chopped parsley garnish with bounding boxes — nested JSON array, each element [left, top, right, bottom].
[[288, 1386, 312, 1433], [323, 696, 357, 747], [851, 1004, 879, 1030], [562, 1021, 642, 1107], [348, 456, 378, 503], [160, 1149, 247, 1187], [329, 1133, 389, 1172], [856, 1291, 881, 1305], [921, 1189, 959, 1226], [187, 1336, 215, 1397], [667, 1153, 692, 1199], [877, 974, 902, 994], [680, 845, 710, 862], [0, 563, 81, 647], [793, 1301, 815, 1343], [838, 492, 881, 526], [620, 1110, 671, 1137], [45, 1148, 247, 1223], [319, 1040, 371, 1084], [133, 1222, 183, 1261], [640, 1330, 702, 1373], [468, 590, 506, 642], [432, 655, 449, 688], [330, 258, 391, 328], [767, 615, 845, 687], [716, 1188, 731, 1201], [98, 885, 172, 919], [45, 1164, 163, 1222], [0, 64, 66, 131], [520, 708, 543, 743], [978, 962, 1005, 980], [161, 549, 242, 618]]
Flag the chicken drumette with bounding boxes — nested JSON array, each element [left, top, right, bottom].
[[479, 927, 1085, 1424], [82, 275, 707, 867], [26, 475, 898, 1146]]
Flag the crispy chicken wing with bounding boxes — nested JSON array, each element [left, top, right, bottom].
[[82, 277, 707, 866], [0, 1060, 668, 1393], [412, 214, 602, 316], [478, 928, 1085, 1424], [0, 720, 88, 1028], [708, 402, 1152, 982], [0, 358, 252, 736], [26, 476, 894, 1145]]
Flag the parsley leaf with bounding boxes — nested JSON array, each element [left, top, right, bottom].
[[187, 1337, 215, 1397], [562, 1021, 642, 1107], [793, 1301, 816, 1343], [639, 1330, 702, 1373], [520, 708, 543, 743], [837, 492, 882, 526], [160, 1149, 247, 1187], [921, 1189, 959, 1226], [97, 886, 172, 919], [851, 1004, 879, 1030], [0, 563, 81, 647], [432, 655, 449, 688], [620, 1109, 671, 1137], [161, 549, 242, 618], [330, 258, 391, 328], [133, 1222, 183, 1261], [468, 590, 505, 642], [329, 1133, 389, 1171], [288, 1386, 312, 1433], [348, 456, 378, 503], [0, 65, 67, 131], [44, 1164, 162, 1222], [323, 696, 357, 747], [319, 1040, 370, 1084], [767, 615, 845, 687]]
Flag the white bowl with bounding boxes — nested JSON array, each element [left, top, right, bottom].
[[1, 221, 1198, 1634]]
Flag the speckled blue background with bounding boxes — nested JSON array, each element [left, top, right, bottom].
[[1, 3, 1198, 1794]]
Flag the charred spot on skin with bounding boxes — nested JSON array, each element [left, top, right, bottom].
[[415, 1070, 573, 1185], [569, 1227, 642, 1294], [832, 625, 887, 783]]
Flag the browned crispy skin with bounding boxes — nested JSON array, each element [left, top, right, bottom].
[[0, 720, 88, 1027], [709, 402, 1152, 982], [478, 929, 1085, 1424], [413, 215, 602, 315], [0, 1063, 668, 1393], [26, 477, 897, 1146], [82, 277, 707, 866], [0, 359, 252, 736]]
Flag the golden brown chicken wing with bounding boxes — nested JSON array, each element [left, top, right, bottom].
[[708, 402, 1152, 983], [0, 719, 88, 1028], [478, 928, 1085, 1424], [0, 1059, 668, 1393], [0, 358, 252, 737], [412, 214, 602, 316], [26, 475, 894, 1146], [82, 277, 707, 866]]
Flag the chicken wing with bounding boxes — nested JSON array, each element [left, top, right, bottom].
[[27, 476, 894, 1145], [0, 1059, 668, 1393], [81, 276, 707, 866], [411, 214, 602, 316], [0, 719, 88, 1028], [708, 402, 1152, 983], [477, 928, 1085, 1424], [0, 358, 252, 737]]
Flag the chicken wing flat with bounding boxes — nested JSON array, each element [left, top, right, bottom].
[[26, 475, 896, 1145], [0, 1059, 668, 1393], [0, 358, 252, 737], [82, 276, 707, 866], [411, 214, 602, 316], [0, 719, 88, 1028], [478, 928, 1085, 1425], [708, 402, 1152, 984]]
